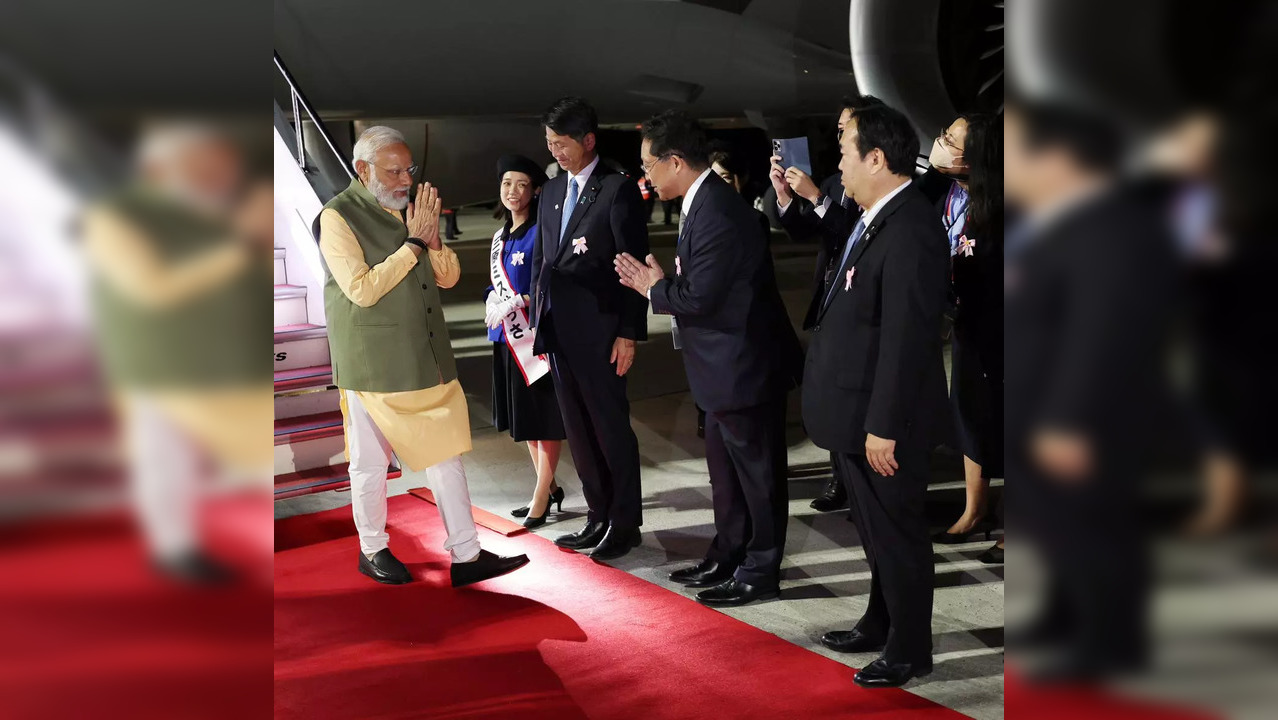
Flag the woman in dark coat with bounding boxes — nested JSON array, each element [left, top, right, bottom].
[[927, 113, 1005, 561]]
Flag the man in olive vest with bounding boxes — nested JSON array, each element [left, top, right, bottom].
[[317, 126, 528, 587], [83, 124, 274, 584]]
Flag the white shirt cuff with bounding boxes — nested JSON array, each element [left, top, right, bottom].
[[813, 196, 831, 218]]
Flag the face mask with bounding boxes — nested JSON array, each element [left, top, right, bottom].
[[929, 137, 965, 170]]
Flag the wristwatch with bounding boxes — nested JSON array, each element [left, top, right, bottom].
[[405, 237, 428, 251]]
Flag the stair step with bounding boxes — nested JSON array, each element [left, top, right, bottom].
[[274, 387, 339, 421], [274, 284, 307, 300], [274, 323, 330, 371], [274, 296, 307, 327], [273, 323, 327, 342], [274, 427, 345, 475], [274, 247, 285, 260], [274, 462, 402, 500], [274, 364, 332, 394], [274, 410, 343, 445]]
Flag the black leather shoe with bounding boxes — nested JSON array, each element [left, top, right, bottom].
[[589, 525, 641, 561], [554, 520, 608, 550], [695, 578, 780, 607], [668, 559, 736, 588], [154, 551, 235, 586], [853, 657, 933, 688], [450, 549, 530, 587], [810, 477, 848, 512], [358, 548, 413, 585], [820, 629, 886, 653]]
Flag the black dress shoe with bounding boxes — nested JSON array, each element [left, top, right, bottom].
[[853, 657, 933, 688], [358, 548, 413, 585], [589, 525, 641, 561], [932, 518, 996, 545], [810, 477, 848, 512], [153, 551, 235, 586], [978, 543, 1004, 564], [695, 578, 780, 607], [668, 559, 736, 588], [450, 549, 530, 587], [554, 520, 608, 550], [820, 628, 886, 654]]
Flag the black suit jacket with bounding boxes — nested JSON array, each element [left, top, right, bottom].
[[530, 160, 650, 354], [1005, 185, 1174, 466], [801, 183, 951, 453], [650, 173, 800, 412], [776, 174, 867, 329]]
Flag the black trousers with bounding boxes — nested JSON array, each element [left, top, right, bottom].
[[548, 326, 642, 528], [703, 398, 789, 586], [834, 446, 933, 664]]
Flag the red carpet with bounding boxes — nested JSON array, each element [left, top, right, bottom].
[[274, 494, 970, 719]]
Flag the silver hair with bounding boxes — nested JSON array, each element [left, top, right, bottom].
[[352, 125, 407, 166]]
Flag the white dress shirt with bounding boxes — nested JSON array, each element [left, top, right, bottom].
[[778, 187, 849, 218], [857, 177, 912, 230], [648, 168, 714, 304], [680, 168, 714, 220], [564, 154, 601, 208]]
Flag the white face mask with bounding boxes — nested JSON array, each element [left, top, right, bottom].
[[929, 137, 965, 171]]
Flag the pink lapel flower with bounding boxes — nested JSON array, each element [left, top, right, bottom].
[[572, 236, 588, 255], [844, 267, 856, 290], [958, 235, 975, 257], [675, 256, 682, 276]]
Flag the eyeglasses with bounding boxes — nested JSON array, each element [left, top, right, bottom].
[[640, 153, 679, 175], [938, 130, 964, 155], [370, 162, 418, 179]]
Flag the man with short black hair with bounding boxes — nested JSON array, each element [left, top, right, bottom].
[[530, 97, 650, 561], [771, 94, 884, 514], [616, 110, 798, 606], [804, 104, 950, 688]]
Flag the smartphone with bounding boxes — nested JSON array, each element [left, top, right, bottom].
[[771, 137, 812, 177]]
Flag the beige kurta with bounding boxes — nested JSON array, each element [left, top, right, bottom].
[[318, 206, 471, 472]]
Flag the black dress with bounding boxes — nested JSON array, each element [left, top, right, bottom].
[[949, 210, 1004, 478], [488, 220, 567, 442]]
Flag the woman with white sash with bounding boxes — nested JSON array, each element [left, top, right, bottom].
[[484, 155, 568, 528]]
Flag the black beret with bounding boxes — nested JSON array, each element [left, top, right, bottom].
[[497, 154, 548, 187]]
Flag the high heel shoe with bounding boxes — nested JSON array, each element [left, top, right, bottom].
[[511, 485, 563, 518], [516, 487, 565, 527], [931, 517, 996, 545]]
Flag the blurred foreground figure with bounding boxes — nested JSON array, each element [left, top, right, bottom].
[[81, 124, 273, 583], [1004, 95, 1176, 681]]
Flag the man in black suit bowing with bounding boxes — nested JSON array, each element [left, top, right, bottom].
[[616, 111, 798, 607], [530, 97, 650, 561], [803, 104, 950, 688]]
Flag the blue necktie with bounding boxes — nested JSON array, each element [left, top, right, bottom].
[[825, 216, 867, 306], [560, 177, 578, 245]]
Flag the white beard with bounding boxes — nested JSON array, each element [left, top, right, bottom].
[[367, 172, 408, 210]]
